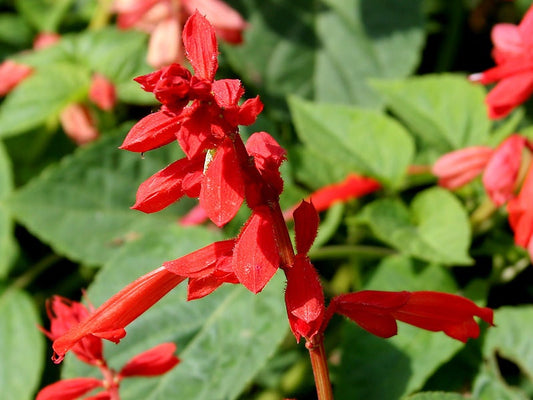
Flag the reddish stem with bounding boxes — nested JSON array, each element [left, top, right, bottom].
[[307, 335, 334, 400]]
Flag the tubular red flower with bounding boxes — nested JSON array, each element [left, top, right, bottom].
[[333, 290, 494, 342], [59, 104, 99, 146], [120, 111, 181, 153], [36, 377, 103, 400], [432, 146, 494, 189], [119, 342, 180, 377], [52, 267, 185, 363], [508, 162, 533, 251]]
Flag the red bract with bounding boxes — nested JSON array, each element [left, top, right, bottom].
[[432, 146, 494, 189], [89, 73, 117, 111], [0, 60, 33, 95], [469, 5, 533, 118], [332, 290, 494, 342], [59, 104, 100, 146], [53, 267, 184, 363], [483, 134, 527, 206]]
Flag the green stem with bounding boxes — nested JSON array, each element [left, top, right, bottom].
[[435, 0, 464, 72], [89, 0, 114, 30], [9, 254, 62, 291], [309, 244, 396, 260]]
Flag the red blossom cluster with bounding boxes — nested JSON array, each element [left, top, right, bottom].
[[37, 296, 179, 400], [433, 134, 533, 259], [471, 4, 533, 118], [50, 11, 494, 379]]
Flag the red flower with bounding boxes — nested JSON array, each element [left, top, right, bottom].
[[113, 0, 247, 68], [52, 267, 184, 363], [284, 201, 325, 342], [432, 146, 494, 189], [0, 60, 33, 96], [89, 73, 117, 111], [470, 5, 533, 119], [483, 134, 528, 206], [39, 296, 104, 365], [508, 162, 533, 256], [59, 104, 100, 145], [331, 290, 494, 342]]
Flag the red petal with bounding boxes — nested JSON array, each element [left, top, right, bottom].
[[392, 291, 494, 342], [120, 111, 180, 153], [237, 96, 263, 126], [233, 206, 280, 293], [52, 268, 185, 363], [132, 156, 203, 213], [36, 377, 103, 400], [163, 239, 235, 278], [483, 134, 526, 206], [200, 139, 245, 227], [293, 201, 319, 255], [183, 12, 218, 81], [212, 79, 244, 108], [485, 71, 533, 119], [0, 60, 32, 95], [285, 256, 324, 341], [187, 276, 224, 300], [120, 342, 180, 377], [89, 73, 116, 111], [177, 104, 214, 158]]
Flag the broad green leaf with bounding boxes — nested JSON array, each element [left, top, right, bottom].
[[223, 0, 424, 109], [0, 14, 33, 49], [15, 0, 73, 32], [8, 127, 217, 266], [0, 63, 91, 137], [315, 0, 425, 106], [0, 141, 16, 277], [62, 230, 288, 400], [335, 256, 466, 400], [483, 306, 533, 379], [472, 367, 530, 400], [289, 96, 414, 188], [403, 393, 468, 400], [355, 187, 472, 265], [372, 74, 491, 155], [0, 288, 44, 400]]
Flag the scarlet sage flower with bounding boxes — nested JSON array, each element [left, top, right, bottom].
[[121, 12, 262, 227], [432, 146, 494, 189], [59, 104, 100, 145], [89, 73, 117, 111], [36, 377, 104, 400], [113, 0, 247, 68], [284, 173, 381, 220], [331, 290, 494, 342], [469, 5, 533, 119]]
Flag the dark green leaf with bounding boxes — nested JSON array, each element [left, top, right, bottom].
[[15, 0, 73, 32]]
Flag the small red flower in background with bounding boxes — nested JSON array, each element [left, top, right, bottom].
[[469, 4, 533, 119], [433, 134, 531, 206], [59, 104, 100, 146], [0, 60, 33, 96], [113, 0, 247, 68], [330, 290, 494, 342], [39, 296, 179, 400], [508, 162, 533, 258]]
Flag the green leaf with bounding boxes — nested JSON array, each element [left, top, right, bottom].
[[223, 0, 424, 108], [62, 230, 288, 400], [315, 0, 425, 106], [403, 393, 468, 400], [15, 0, 73, 32], [355, 187, 472, 265], [483, 306, 533, 379], [0, 288, 44, 400], [8, 127, 218, 266], [0, 63, 91, 137], [0, 141, 16, 278], [0, 14, 33, 49], [335, 256, 465, 400], [472, 367, 530, 400], [289, 96, 414, 188], [372, 74, 491, 155]]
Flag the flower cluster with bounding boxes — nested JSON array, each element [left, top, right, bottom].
[[471, 4, 533, 118], [50, 12, 494, 391], [433, 134, 533, 258], [37, 296, 179, 400]]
